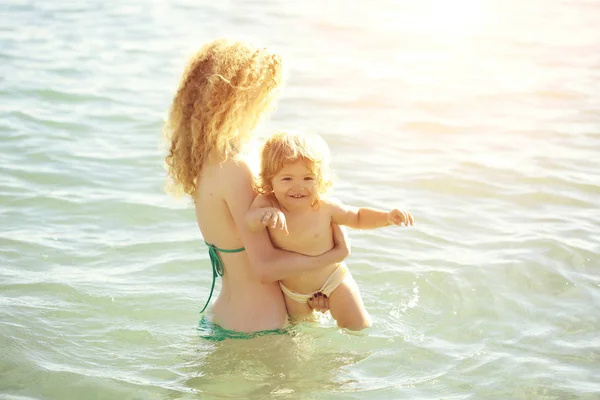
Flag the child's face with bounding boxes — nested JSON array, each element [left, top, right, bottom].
[[271, 161, 318, 210]]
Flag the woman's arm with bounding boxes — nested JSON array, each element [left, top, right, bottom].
[[222, 160, 349, 283]]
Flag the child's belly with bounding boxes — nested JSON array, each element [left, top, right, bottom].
[[280, 262, 342, 294], [269, 223, 337, 294], [270, 228, 333, 256]]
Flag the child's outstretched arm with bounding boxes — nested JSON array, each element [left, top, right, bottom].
[[246, 195, 288, 234], [329, 199, 414, 229]]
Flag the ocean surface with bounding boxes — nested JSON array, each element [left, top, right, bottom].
[[1, 0, 599, 399]]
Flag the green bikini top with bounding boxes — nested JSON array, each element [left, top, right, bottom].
[[200, 241, 245, 314]]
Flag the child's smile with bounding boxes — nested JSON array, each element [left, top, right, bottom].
[[271, 161, 318, 210]]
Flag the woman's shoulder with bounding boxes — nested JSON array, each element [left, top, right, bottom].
[[215, 157, 256, 201], [220, 156, 253, 178]]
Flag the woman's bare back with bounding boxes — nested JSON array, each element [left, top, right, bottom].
[[194, 156, 288, 332]]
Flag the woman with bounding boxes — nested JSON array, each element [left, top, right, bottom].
[[164, 39, 348, 334]]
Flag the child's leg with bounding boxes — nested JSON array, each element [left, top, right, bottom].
[[284, 295, 316, 322], [328, 274, 372, 330]]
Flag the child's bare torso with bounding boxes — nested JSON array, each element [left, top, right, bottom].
[[267, 201, 340, 293]]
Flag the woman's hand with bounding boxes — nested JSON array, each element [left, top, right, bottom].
[[308, 292, 330, 313], [331, 222, 351, 262]]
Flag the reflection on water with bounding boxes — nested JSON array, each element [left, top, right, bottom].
[[184, 327, 371, 398]]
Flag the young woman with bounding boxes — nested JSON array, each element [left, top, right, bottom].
[[164, 39, 349, 335]]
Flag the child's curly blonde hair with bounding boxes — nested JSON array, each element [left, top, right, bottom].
[[256, 132, 333, 206], [164, 39, 283, 197]]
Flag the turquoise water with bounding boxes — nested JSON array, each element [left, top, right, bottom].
[[1, 0, 599, 399]]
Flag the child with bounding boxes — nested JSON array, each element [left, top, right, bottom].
[[164, 39, 350, 335], [246, 132, 414, 330]]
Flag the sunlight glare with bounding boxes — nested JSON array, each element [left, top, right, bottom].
[[407, 0, 485, 37]]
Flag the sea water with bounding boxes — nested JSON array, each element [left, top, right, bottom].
[[1, 0, 599, 398]]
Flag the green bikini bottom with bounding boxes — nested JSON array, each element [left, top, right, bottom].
[[197, 316, 289, 342]]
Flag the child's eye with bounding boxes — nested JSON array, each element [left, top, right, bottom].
[[281, 177, 292, 181], [304, 176, 315, 181]]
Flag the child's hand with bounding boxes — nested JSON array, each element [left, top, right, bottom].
[[387, 209, 414, 226], [260, 208, 289, 235]]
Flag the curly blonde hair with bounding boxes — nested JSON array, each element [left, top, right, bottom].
[[164, 39, 283, 197], [256, 132, 333, 206]]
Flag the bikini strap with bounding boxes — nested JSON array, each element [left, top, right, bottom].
[[200, 241, 245, 314]]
